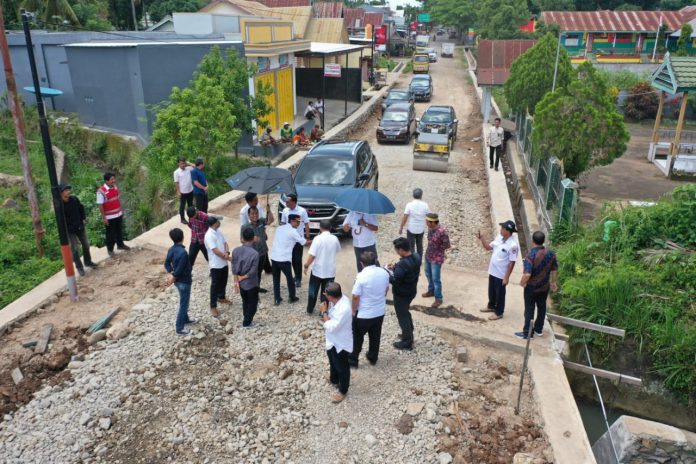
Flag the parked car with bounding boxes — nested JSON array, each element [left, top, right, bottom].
[[409, 75, 433, 102], [425, 47, 437, 62], [377, 102, 416, 143], [416, 105, 458, 143], [381, 89, 414, 112], [278, 140, 379, 236]]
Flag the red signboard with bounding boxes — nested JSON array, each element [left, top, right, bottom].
[[410, 21, 417, 31], [375, 25, 387, 45]]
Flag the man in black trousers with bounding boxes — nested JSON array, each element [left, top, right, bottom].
[[388, 237, 421, 350], [60, 184, 97, 276]]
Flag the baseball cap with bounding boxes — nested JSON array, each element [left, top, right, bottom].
[[499, 220, 517, 233], [58, 184, 72, 193]]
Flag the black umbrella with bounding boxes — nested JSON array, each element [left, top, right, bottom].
[[225, 166, 295, 195]]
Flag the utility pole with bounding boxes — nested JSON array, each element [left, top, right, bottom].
[[21, 11, 78, 302], [0, 4, 45, 256]]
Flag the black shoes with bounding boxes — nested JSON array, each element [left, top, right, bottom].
[[259, 288, 268, 294], [84, 261, 97, 268], [289, 297, 300, 303], [274, 299, 283, 306], [393, 341, 413, 351], [348, 358, 359, 369], [76, 268, 85, 277], [294, 280, 302, 288], [107, 250, 115, 258], [117, 244, 131, 251]]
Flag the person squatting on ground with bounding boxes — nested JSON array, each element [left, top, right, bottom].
[[388, 237, 421, 350], [97, 172, 130, 257], [304, 220, 341, 314], [516, 231, 558, 340], [204, 216, 230, 318], [478, 220, 519, 321], [60, 184, 96, 276], [271, 214, 308, 306], [173, 158, 194, 224], [241, 206, 272, 294], [348, 251, 390, 368], [164, 227, 196, 336], [320, 282, 353, 404], [280, 193, 310, 288], [423, 213, 450, 309], [186, 207, 209, 267], [191, 158, 209, 213], [232, 227, 260, 328], [342, 210, 380, 272], [399, 188, 429, 260], [486, 117, 504, 171]]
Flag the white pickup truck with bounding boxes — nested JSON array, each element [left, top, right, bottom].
[[441, 42, 454, 58]]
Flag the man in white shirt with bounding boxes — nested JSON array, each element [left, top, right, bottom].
[[173, 158, 194, 225], [270, 214, 308, 306], [342, 210, 379, 272], [239, 192, 268, 226], [348, 251, 390, 368], [486, 117, 505, 171], [399, 188, 429, 260], [281, 193, 310, 288], [304, 220, 341, 314], [320, 282, 353, 403], [478, 220, 519, 321], [204, 216, 231, 318]]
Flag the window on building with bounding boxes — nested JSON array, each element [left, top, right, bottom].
[[258, 57, 270, 72], [565, 34, 580, 46], [279, 54, 289, 67]]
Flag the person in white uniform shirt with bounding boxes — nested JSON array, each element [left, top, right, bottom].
[[173, 158, 194, 225], [348, 251, 390, 368], [270, 214, 308, 306], [319, 282, 353, 403], [281, 193, 310, 288], [478, 220, 519, 321], [239, 192, 268, 226], [204, 216, 231, 319], [304, 220, 341, 314], [399, 188, 429, 260], [342, 210, 379, 272], [486, 117, 505, 171]]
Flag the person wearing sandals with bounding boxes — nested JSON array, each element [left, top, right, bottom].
[[165, 228, 196, 336]]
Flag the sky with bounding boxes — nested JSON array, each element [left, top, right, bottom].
[[387, 0, 422, 8]]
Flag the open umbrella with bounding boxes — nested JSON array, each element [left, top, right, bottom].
[[225, 166, 295, 195], [334, 188, 395, 215]]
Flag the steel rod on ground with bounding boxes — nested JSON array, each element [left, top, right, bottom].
[[514, 325, 535, 415], [21, 11, 78, 302], [547, 314, 625, 337], [0, 3, 45, 256]]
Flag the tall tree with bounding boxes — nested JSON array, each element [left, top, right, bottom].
[[674, 23, 693, 57], [429, 0, 476, 30], [504, 33, 573, 114], [530, 0, 574, 13], [532, 62, 629, 179], [21, 0, 79, 25], [475, 0, 530, 40]]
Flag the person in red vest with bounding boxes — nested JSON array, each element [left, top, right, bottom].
[[97, 172, 130, 257]]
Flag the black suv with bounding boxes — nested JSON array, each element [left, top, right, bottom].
[[279, 140, 379, 236], [416, 105, 458, 142]]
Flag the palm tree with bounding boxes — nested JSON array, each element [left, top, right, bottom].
[[21, 0, 79, 26]]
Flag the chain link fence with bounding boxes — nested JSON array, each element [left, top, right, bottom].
[[515, 113, 578, 231]]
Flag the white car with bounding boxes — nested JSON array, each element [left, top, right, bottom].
[[426, 47, 437, 63]]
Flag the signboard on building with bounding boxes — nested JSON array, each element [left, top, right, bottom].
[[375, 25, 387, 45], [417, 13, 431, 22], [410, 21, 417, 31], [324, 63, 341, 77], [376, 44, 387, 52]]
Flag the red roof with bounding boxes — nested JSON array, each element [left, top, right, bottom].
[[477, 40, 537, 86], [344, 7, 364, 29], [541, 10, 685, 33], [255, 0, 309, 6], [312, 2, 343, 18], [363, 12, 383, 26]]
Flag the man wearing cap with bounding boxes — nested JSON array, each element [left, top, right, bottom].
[[270, 213, 307, 306], [186, 207, 209, 267], [423, 213, 450, 308], [342, 211, 380, 272], [478, 220, 519, 321], [280, 123, 294, 143], [61, 184, 96, 276], [97, 172, 130, 257], [281, 193, 310, 288], [204, 215, 231, 318], [191, 158, 209, 213]]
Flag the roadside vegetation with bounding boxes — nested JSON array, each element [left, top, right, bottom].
[[553, 184, 696, 406]]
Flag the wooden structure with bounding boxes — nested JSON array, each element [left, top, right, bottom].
[[649, 53, 696, 177]]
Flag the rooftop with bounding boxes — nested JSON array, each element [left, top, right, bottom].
[[540, 10, 685, 33], [651, 53, 696, 94]]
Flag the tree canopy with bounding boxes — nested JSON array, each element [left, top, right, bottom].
[[504, 33, 573, 114], [532, 62, 629, 179]]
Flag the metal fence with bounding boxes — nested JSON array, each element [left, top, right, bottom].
[[515, 113, 578, 231]]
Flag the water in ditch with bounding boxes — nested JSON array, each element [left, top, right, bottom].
[[574, 398, 626, 445]]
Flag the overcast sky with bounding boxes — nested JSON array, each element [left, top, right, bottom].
[[387, 0, 422, 8]]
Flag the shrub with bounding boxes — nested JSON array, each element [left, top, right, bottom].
[[623, 81, 660, 121]]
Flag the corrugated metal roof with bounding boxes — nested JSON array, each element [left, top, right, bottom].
[[362, 12, 383, 26], [312, 2, 343, 18], [200, 0, 270, 15], [541, 10, 684, 33], [256, 0, 309, 6], [666, 56, 696, 91], [477, 39, 537, 86], [305, 17, 348, 44], [344, 8, 364, 30], [260, 6, 312, 38]]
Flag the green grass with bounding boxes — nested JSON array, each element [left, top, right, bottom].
[[492, 87, 510, 119], [403, 61, 413, 74], [553, 184, 696, 406]]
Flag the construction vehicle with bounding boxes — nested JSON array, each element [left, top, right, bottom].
[[413, 132, 450, 172]]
